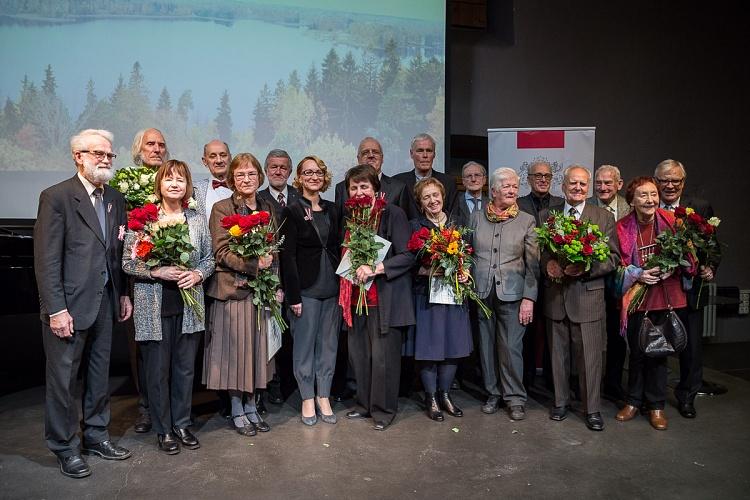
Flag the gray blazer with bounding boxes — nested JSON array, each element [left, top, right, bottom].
[[122, 208, 215, 341], [593, 194, 631, 221], [470, 209, 540, 302]]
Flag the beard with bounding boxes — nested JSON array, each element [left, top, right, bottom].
[[83, 158, 114, 184]]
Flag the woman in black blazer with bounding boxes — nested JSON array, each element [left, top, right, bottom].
[[341, 164, 415, 431], [280, 156, 341, 425]]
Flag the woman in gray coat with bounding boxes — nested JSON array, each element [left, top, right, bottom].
[[471, 167, 539, 421], [123, 160, 214, 454]]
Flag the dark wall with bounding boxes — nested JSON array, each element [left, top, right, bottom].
[[449, 0, 750, 341]]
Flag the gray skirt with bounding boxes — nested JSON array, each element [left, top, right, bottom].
[[203, 297, 275, 392]]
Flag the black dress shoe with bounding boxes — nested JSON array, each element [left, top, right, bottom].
[[172, 427, 200, 449], [508, 405, 526, 421], [157, 433, 180, 455], [678, 401, 697, 419], [425, 393, 444, 422], [247, 413, 271, 432], [482, 395, 500, 414], [255, 392, 268, 416], [437, 390, 463, 417], [585, 412, 605, 431], [134, 412, 152, 433], [81, 440, 132, 460], [232, 419, 257, 436], [346, 409, 370, 419], [549, 406, 568, 421], [373, 420, 389, 431], [58, 455, 91, 479]]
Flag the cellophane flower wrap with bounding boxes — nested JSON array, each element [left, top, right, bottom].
[[342, 194, 387, 316], [127, 203, 203, 319], [220, 211, 286, 331], [111, 166, 158, 210], [407, 225, 492, 318], [624, 206, 717, 313], [535, 210, 610, 282]]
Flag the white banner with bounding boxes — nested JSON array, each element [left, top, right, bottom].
[[487, 127, 596, 196]]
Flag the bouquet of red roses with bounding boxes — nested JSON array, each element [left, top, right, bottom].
[[220, 211, 286, 330], [535, 210, 610, 282], [341, 194, 387, 316], [128, 203, 203, 319], [407, 225, 492, 317]]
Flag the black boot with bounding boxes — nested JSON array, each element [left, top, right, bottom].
[[437, 390, 463, 417], [425, 393, 444, 421]]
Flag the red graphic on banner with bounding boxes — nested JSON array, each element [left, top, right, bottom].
[[517, 130, 565, 149]]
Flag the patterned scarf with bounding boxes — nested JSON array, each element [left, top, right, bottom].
[[485, 202, 519, 223]]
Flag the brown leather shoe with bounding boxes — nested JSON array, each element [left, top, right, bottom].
[[649, 410, 668, 430], [616, 405, 639, 422]]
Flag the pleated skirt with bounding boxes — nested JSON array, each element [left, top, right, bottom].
[[203, 297, 275, 392]]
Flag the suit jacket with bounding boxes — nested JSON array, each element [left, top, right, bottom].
[[677, 194, 720, 309], [122, 208, 215, 341], [540, 203, 620, 323], [34, 175, 128, 329], [333, 173, 408, 220], [517, 192, 564, 227], [455, 193, 490, 224], [393, 169, 458, 221], [593, 194, 631, 221], [470, 209, 539, 302], [258, 185, 300, 225], [280, 198, 341, 306], [206, 195, 277, 301]]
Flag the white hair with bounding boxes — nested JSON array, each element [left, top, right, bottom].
[[462, 161, 487, 177], [563, 164, 591, 182], [490, 167, 519, 190], [410, 133, 436, 151], [595, 164, 622, 182], [70, 129, 113, 159], [654, 159, 686, 179]]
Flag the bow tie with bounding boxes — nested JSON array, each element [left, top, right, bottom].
[[212, 180, 228, 189]]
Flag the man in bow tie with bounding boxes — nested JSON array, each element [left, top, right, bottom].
[[194, 139, 233, 224]]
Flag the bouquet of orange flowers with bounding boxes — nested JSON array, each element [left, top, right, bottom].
[[407, 225, 492, 318], [220, 211, 286, 330], [127, 203, 203, 319]]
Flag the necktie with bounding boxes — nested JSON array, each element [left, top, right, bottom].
[[212, 180, 227, 189], [608, 205, 616, 216], [277, 192, 286, 207], [569, 206, 578, 220], [94, 188, 107, 241], [470, 198, 479, 213], [664, 204, 674, 211]]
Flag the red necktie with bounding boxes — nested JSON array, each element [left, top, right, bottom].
[[212, 180, 227, 189]]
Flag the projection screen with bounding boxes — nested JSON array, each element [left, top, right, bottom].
[[0, 0, 446, 218]]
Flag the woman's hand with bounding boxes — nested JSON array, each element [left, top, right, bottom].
[[563, 262, 585, 277], [518, 298, 534, 326], [258, 254, 273, 270], [355, 263, 383, 283], [150, 265, 182, 281], [546, 259, 564, 279], [417, 266, 431, 276], [177, 269, 201, 289], [457, 271, 470, 284], [639, 267, 662, 285], [290, 302, 302, 317]]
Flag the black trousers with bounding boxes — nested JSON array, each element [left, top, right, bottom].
[[603, 295, 627, 397], [348, 309, 404, 425], [42, 286, 114, 457], [675, 307, 704, 404], [139, 314, 200, 435], [625, 309, 688, 410]]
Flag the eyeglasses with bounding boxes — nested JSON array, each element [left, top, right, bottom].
[[462, 173, 485, 180], [234, 172, 258, 180], [359, 149, 382, 157], [529, 173, 553, 181], [302, 170, 325, 178], [79, 150, 117, 160], [655, 177, 684, 186]]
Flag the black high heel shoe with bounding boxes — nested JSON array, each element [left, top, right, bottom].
[[425, 392, 444, 422], [437, 390, 463, 417]]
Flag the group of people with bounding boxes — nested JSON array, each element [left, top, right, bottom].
[[34, 127, 717, 479]]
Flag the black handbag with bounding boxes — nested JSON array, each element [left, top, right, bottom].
[[637, 284, 688, 358]]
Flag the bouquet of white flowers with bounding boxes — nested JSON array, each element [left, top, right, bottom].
[[110, 166, 157, 210]]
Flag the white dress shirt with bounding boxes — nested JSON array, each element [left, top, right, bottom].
[[204, 177, 232, 224]]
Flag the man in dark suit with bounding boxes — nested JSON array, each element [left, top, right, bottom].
[[257, 148, 300, 405], [257, 149, 301, 224], [34, 129, 133, 478], [393, 133, 457, 220], [515, 160, 563, 397], [655, 159, 720, 419], [456, 161, 490, 220], [542, 165, 620, 431], [333, 136, 408, 217], [593, 164, 632, 402]]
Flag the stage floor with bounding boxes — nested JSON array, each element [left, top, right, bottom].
[[1, 364, 749, 499]]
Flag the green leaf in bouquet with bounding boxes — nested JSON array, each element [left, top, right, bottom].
[[180, 252, 190, 264], [182, 233, 192, 244]]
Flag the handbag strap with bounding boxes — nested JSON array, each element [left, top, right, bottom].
[[644, 281, 673, 315]]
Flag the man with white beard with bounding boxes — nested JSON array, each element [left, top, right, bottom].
[[34, 129, 133, 478]]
